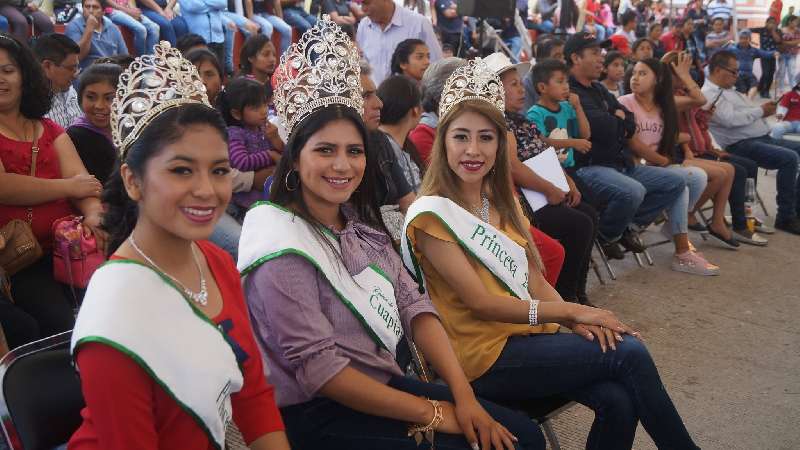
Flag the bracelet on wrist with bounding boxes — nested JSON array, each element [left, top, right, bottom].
[[528, 299, 540, 326], [408, 399, 443, 444]]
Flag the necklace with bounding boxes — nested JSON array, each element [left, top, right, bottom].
[[471, 193, 490, 223], [128, 235, 209, 306]]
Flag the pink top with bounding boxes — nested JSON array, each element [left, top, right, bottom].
[[783, 28, 800, 55], [618, 94, 664, 152]]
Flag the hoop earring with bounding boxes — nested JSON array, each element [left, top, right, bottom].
[[285, 169, 300, 192]]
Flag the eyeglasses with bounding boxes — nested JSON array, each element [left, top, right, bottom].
[[56, 61, 81, 75], [719, 65, 738, 77]]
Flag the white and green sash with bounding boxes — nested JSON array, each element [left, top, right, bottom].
[[401, 196, 532, 301], [237, 202, 403, 355], [71, 261, 244, 450]]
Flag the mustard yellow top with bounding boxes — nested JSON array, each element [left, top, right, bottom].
[[407, 214, 560, 381]]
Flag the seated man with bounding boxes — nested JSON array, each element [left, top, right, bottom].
[[32, 34, 82, 129], [280, 0, 316, 34], [66, 0, 130, 69], [567, 32, 686, 258], [702, 50, 800, 234]]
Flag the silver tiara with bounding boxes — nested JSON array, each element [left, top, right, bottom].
[[111, 41, 210, 156], [439, 58, 505, 121], [273, 15, 363, 135]]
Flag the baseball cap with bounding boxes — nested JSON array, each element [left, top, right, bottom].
[[482, 52, 531, 78], [564, 31, 612, 62]]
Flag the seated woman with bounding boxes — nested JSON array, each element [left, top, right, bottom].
[[492, 52, 598, 305], [67, 63, 122, 185], [403, 58, 700, 450], [69, 43, 289, 449], [409, 57, 566, 288], [377, 75, 425, 193], [186, 48, 224, 105], [241, 17, 545, 450], [619, 58, 721, 275], [662, 52, 769, 246], [0, 33, 104, 348], [238, 34, 277, 86], [660, 51, 739, 248], [390, 39, 431, 84]]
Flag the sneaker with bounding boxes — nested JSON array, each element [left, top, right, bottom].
[[599, 239, 625, 260], [671, 251, 721, 276], [619, 229, 646, 253], [775, 217, 800, 235], [753, 217, 775, 234], [732, 228, 769, 246]]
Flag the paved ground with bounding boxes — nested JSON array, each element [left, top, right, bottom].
[[547, 172, 800, 450]]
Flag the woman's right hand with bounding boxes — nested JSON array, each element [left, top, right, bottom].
[[67, 173, 102, 199]]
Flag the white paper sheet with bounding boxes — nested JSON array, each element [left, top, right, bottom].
[[519, 148, 569, 212]]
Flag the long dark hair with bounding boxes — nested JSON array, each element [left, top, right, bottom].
[[390, 38, 425, 76], [377, 75, 425, 172], [635, 58, 678, 159], [269, 105, 388, 248], [0, 32, 53, 119], [238, 34, 273, 76], [102, 104, 229, 255]]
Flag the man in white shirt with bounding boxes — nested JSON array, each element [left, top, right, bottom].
[[32, 34, 83, 129], [702, 50, 800, 234], [707, 0, 733, 25], [357, 0, 442, 85]]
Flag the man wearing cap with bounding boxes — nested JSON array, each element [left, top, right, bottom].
[[727, 29, 779, 94], [566, 31, 687, 257]]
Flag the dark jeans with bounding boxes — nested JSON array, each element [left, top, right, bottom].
[[141, 8, 188, 45], [727, 135, 800, 222], [759, 56, 777, 96], [471, 334, 699, 450], [280, 376, 545, 450], [8, 257, 74, 347], [282, 6, 317, 34], [532, 202, 597, 301], [441, 31, 467, 57], [699, 153, 759, 230], [735, 72, 758, 94]]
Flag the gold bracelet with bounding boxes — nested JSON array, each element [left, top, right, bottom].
[[408, 399, 443, 445]]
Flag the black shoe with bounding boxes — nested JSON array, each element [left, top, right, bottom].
[[599, 240, 625, 259], [619, 229, 646, 253], [760, 92, 771, 99], [775, 218, 800, 235], [707, 227, 740, 249], [688, 222, 708, 232]]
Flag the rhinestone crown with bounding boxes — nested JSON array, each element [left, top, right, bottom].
[[273, 15, 363, 136], [111, 41, 210, 156], [438, 58, 505, 121]]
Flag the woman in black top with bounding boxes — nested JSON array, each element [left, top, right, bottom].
[[67, 64, 122, 185]]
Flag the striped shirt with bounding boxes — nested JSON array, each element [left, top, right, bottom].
[[45, 86, 82, 129], [707, 0, 733, 21]]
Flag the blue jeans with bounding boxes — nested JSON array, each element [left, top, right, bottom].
[[471, 334, 699, 450], [664, 165, 707, 236], [727, 135, 800, 222], [280, 375, 545, 449], [777, 54, 798, 93], [108, 10, 160, 55], [210, 211, 242, 260], [282, 6, 316, 34], [770, 120, 800, 140], [504, 36, 522, 63], [251, 13, 293, 54], [141, 8, 187, 45], [0, 15, 8, 32], [576, 164, 686, 241]]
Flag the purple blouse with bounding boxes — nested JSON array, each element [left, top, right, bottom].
[[244, 207, 438, 407]]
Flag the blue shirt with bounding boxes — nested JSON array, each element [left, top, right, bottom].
[[178, 0, 227, 44], [527, 101, 579, 168], [356, 3, 443, 86], [435, 0, 462, 34], [65, 15, 129, 69], [727, 44, 774, 75]]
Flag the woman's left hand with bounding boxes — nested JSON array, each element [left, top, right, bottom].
[[82, 213, 108, 254], [454, 397, 518, 450], [567, 323, 623, 353]]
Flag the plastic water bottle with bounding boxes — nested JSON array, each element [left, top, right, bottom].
[[744, 178, 756, 233]]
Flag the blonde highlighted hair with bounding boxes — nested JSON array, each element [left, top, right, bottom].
[[418, 100, 543, 270]]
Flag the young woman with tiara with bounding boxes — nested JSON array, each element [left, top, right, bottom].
[[240, 16, 546, 450], [402, 59, 701, 450], [69, 42, 289, 450]]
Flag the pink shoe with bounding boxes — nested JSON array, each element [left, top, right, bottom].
[[671, 251, 720, 276]]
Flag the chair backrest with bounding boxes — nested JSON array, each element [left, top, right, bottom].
[[0, 331, 85, 450]]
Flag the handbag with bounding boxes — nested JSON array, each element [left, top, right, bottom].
[[0, 133, 43, 275], [52, 215, 105, 289]]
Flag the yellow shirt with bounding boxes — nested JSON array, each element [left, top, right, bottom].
[[407, 214, 559, 381]]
